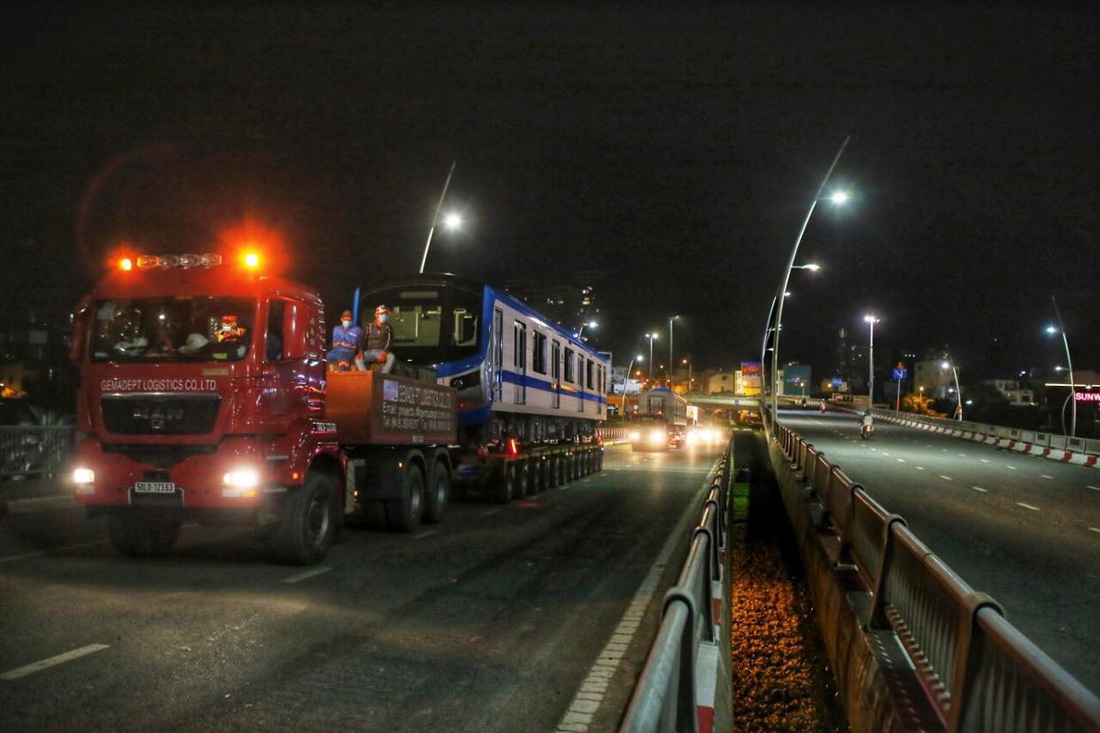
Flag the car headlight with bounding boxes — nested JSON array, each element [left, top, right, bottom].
[[629, 430, 641, 441]]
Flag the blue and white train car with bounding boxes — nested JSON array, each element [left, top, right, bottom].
[[359, 274, 607, 448]]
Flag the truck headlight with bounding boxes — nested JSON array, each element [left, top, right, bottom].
[[222, 468, 260, 498], [72, 467, 95, 493]]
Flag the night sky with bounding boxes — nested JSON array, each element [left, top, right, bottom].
[[3, 5, 1098, 383]]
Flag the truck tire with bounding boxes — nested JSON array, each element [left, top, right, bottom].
[[385, 465, 425, 532], [423, 460, 449, 524], [273, 472, 337, 564], [107, 512, 181, 557]]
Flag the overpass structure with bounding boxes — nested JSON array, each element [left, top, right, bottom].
[[763, 411, 1100, 732]]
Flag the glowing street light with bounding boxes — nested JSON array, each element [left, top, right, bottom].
[[766, 135, 851, 430], [646, 332, 659, 383], [941, 360, 962, 420], [1046, 294, 1076, 437], [419, 160, 458, 274], [864, 314, 879, 409]]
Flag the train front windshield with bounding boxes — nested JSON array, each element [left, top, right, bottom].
[[365, 286, 482, 365]]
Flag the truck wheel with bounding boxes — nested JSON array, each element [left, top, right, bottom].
[[423, 461, 449, 524], [386, 465, 425, 532], [107, 513, 180, 557], [273, 472, 337, 564]]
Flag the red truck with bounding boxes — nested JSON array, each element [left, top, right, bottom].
[[69, 250, 457, 564]]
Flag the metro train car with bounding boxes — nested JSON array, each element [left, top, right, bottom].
[[359, 274, 608, 449]]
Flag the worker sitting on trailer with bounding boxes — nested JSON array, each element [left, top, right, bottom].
[[327, 309, 363, 371], [363, 304, 396, 374]]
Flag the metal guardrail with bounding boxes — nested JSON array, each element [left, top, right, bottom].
[[867, 409, 1100, 456], [620, 446, 730, 732], [777, 424, 1100, 732], [0, 426, 74, 480]]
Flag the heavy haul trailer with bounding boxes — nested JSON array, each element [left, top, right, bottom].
[[69, 250, 457, 564], [358, 274, 608, 503], [629, 387, 689, 451]]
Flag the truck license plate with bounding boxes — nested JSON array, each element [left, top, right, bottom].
[[134, 481, 177, 494]]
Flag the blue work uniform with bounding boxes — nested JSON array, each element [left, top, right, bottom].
[[327, 323, 363, 365]]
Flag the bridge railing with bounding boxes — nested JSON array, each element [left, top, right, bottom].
[[867, 409, 1100, 456], [776, 422, 1100, 732], [620, 445, 731, 733]]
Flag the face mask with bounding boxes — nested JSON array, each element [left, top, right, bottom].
[[342, 320, 351, 328], [379, 315, 389, 323]]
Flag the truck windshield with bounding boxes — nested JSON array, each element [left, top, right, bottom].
[[90, 297, 256, 363]]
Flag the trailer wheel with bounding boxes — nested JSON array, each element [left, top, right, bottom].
[[595, 451, 604, 472], [516, 461, 530, 499], [535, 460, 549, 493], [547, 456, 560, 488], [492, 462, 514, 504], [273, 472, 337, 564], [107, 512, 181, 557], [386, 464, 425, 532], [423, 460, 449, 524]]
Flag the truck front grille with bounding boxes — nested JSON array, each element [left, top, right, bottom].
[[101, 394, 221, 436]]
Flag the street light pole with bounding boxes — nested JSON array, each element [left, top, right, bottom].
[[646, 333, 658, 385], [768, 137, 850, 431], [667, 315, 679, 388], [1048, 294, 1077, 437], [419, 160, 457, 274], [864, 314, 879, 410], [942, 360, 962, 420]]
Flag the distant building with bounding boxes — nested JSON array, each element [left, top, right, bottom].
[[709, 371, 735, 394], [985, 379, 1035, 406], [505, 270, 604, 348], [779, 363, 812, 397]]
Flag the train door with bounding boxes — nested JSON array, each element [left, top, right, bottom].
[[513, 320, 527, 404], [492, 308, 504, 402]]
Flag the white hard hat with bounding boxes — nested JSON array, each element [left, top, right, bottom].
[[178, 333, 208, 354]]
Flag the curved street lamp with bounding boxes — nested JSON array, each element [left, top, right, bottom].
[[864, 314, 879, 409], [620, 354, 644, 416], [667, 315, 680, 387], [941, 360, 962, 420], [419, 160, 458, 274], [1046, 294, 1076, 437], [767, 136, 850, 430]]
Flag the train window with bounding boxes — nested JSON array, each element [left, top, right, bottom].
[[453, 308, 478, 347], [551, 340, 561, 408], [532, 332, 547, 374], [564, 347, 575, 382], [391, 305, 442, 347], [586, 358, 595, 389]]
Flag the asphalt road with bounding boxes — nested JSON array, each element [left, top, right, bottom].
[[0, 440, 726, 732], [780, 408, 1100, 695]]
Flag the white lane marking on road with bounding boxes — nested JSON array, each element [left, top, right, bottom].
[[555, 483, 704, 733], [1006, 466, 1018, 471], [972, 486, 988, 493], [414, 530, 440, 540], [1089, 527, 1100, 535], [0, 541, 105, 565], [939, 476, 953, 481], [896, 458, 906, 463], [1041, 475, 1055, 480], [915, 466, 926, 471], [281, 566, 333, 584], [1, 644, 110, 680], [1088, 485, 1100, 492], [980, 459, 990, 464], [1016, 502, 1040, 512]]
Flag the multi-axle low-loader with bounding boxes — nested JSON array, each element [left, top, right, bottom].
[[69, 248, 607, 564]]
